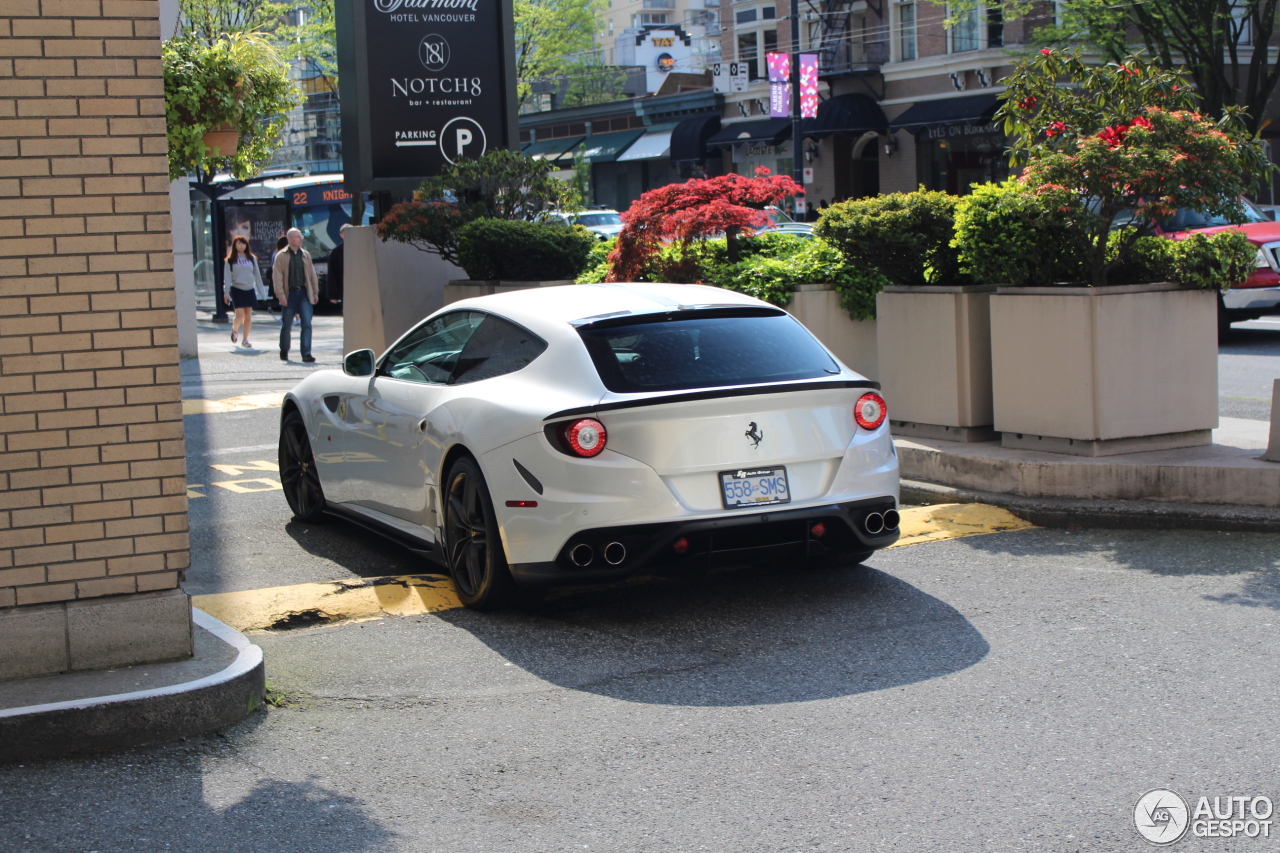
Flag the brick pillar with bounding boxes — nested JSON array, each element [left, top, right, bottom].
[[0, 0, 192, 681]]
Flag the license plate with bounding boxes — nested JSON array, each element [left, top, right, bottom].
[[719, 467, 791, 509]]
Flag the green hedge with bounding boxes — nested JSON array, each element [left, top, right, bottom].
[[456, 219, 597, 281], [711, 238, 888, 320], [952, 180, 1089, 286], [815, 189, 969, 287]]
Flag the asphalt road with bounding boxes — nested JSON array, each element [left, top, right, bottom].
[[1219, 318, 1280, 421], [0, 309, 1277, 852], [4, 524, 1279, 852]]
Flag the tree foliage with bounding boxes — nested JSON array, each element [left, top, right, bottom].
[[180, 0, 338, 82], [376, 150, 580, 264], [940, 0, 1280, 134], [515, 0, 616, 110], [998, 49, 1269, 286]]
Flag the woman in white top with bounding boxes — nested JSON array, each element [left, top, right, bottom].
[[223, 236, 267, 348]]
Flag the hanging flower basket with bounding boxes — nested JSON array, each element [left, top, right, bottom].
[[201, 122, 240, 157]]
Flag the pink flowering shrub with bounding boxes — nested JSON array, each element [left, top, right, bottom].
[[996, 49, 1269, 286]]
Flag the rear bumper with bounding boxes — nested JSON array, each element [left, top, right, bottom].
[[508, 496, 898, 586]]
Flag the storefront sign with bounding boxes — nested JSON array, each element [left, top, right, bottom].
[[923, 121, 1001, 140], [336, 0, 518, 191]]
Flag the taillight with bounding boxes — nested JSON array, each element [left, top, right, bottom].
[[854, 392, 887, 431], [563, 418, 607, 457]]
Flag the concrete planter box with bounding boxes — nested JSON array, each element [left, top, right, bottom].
[[990, 282, 1218, 456], [443, 279, 575, 306], [876, 285, 997, 442], [343, 226, 464, 355], [788, 283, 878, 380]]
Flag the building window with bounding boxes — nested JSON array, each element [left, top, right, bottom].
[[608, 19, 614, 35], [632, 12, 668, 25], [898, 2, 916, 61], [762, 6, 776, 18], [738, 31, 759, 79], [736, 8, 757, 24], [950, 4, 980, 52], [806, 20, 821, 50], [987, 6, 1003, 48]]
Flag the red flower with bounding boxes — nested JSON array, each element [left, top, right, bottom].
[[1097, 123, 1130, 148], [1041, 48, 1052, 55], [1019, 96, 1038, 110], [1045, 121, 1066, 137], [1129, 116, 1153, 131]]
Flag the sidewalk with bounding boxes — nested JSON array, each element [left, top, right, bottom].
[[0, 610, 264, 763], [899, 416, 1280, 532]]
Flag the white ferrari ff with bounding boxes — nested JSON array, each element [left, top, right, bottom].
[[278, 283, 900, 608]]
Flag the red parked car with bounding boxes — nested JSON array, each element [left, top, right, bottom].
[[1130, 200, 1280, 335]]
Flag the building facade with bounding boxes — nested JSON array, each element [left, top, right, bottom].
[[0, 0, 193, 681]]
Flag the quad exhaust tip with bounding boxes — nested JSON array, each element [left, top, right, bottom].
[[864, 512, 885, 535], [570, 543, 594, 567], [604, 542, 626, 565], [883, 509, 900, 531]]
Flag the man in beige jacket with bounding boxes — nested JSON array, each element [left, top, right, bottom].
[[272, 228, 319, 362]]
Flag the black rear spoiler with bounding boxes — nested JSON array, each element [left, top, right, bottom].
[[544, 380, 880, 421]]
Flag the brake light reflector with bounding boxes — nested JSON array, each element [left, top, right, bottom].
[[564, 418, 607, 457], [810, 522, 826, 538], [673, 537, 689, 554], [505, 500, 538, 508], [854, 392, 887, 431]]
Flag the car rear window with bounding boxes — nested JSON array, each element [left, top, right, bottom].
[[577, 309, 840, 393]]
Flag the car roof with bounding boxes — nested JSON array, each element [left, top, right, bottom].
[[443, 283, 771, 337]]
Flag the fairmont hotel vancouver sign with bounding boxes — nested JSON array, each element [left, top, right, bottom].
[[336, 0, 518, 190]]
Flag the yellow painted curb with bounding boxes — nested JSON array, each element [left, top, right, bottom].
[[194, 503, 1034, 632], [182, 392, 286, 416], [193, 574, 460, 633], [889, 502, 1035, 548]]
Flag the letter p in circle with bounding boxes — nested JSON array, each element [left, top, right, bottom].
[[440, 117, 486, 164]]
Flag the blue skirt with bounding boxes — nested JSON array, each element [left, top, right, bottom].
[[229, 287, 258, 308]]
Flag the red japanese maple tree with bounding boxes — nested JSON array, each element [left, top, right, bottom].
[[606, 168, 803, 282]]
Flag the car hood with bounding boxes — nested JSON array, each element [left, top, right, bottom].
[[1169, 221, 1280, 244]]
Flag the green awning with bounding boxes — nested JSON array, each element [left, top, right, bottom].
[[523, 136, 585, 163], [578, 129, 647, 163]]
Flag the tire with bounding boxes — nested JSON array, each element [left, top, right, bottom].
[[279, 409, 327, 523], [443, 456, 516, 610]]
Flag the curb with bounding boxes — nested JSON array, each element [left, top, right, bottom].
[[901, 479, 1280, 534], [0, 610, 265, 763]]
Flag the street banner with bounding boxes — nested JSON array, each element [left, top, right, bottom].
[[800, 54, 819, 119], [335, 0, 519, 192], [766, 52, 790, 118]]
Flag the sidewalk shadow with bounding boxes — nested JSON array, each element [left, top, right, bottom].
[[959, 527, 1280, 610], [438, 561, 989, 707], [0, 723, 395, 851]]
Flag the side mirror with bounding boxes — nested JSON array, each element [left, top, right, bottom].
[[343, 349, 375, 377]]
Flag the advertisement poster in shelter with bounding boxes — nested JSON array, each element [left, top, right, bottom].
[[221, 201, 288, 290], [337, 0, 517, 189]]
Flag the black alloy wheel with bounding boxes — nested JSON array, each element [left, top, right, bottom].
[[443, 456, 515, 609], [279, 409, 327, 522]]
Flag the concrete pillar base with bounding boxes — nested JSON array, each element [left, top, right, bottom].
[[0, 589, 192, 682], [1000, 429, 1213, 458]]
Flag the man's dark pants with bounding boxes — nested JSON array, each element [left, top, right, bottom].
[[280, 290, 313, 358]]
